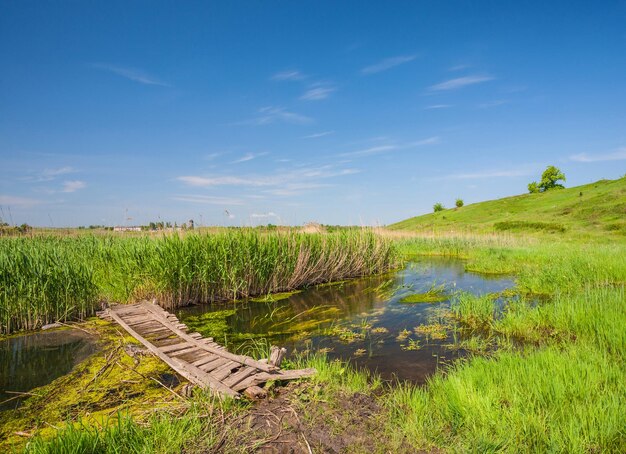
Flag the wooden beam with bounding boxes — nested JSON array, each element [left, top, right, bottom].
[[107, 309, 238, 398]]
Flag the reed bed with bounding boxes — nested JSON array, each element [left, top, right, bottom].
[[0, 229, 397, 334]]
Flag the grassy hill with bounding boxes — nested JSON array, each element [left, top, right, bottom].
[[390, 177, 626, 237]]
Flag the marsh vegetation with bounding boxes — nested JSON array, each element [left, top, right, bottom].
[[2, 179, 625, 452], [0, 229, 396, 335]]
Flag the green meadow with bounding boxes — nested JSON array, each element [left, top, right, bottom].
[[391, 176, 626, 238]]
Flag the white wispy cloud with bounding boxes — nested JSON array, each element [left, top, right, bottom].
[[239, 106, 313, 126], [450, 64, 470, 71], [264, 183, 331, 196], [232, 152, 269, 163], [62, 180, 86, 193], [42, 166, 75, 179], [271, 70, 305, 81], [569, 147, 626, 162], [303, 131, 334, 139], [22, 166, 76, 182], [429, 75, 494, 91], [300, 86, 336, 101], [177, 176, 249, 187], [177, 165, 359, 195], [0, 195, 42, 207], [92, 63, 169, 86], [340, 136, 440, 158], [361, 55, 417, 74], [204, 152, 226, 161], [424, 104, 452, 110], [342, 145, 397, 158], [170, 195, 244, 205]]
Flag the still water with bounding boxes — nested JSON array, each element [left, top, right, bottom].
[[0, 330, 97, 410], [0, 259, 511, 407], [177, 258, 513, 383]]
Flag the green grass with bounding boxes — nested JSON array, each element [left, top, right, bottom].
[[389, 176, 626, 238], [24, 412, 207, 454], [0, 229, 397, 335], [387, 343, 625, 452], [385, 230, 626, 452], [23, 387, 241, 454], [6, 181, 626, 452]]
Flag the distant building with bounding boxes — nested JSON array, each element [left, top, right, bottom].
[[113, 226, 142, 232]]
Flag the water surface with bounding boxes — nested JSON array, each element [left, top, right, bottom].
[[177, 258, 513, 383], [0, 329, 98, 410]]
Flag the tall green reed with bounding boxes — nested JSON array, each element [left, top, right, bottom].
[[0, 229, 397, 334]]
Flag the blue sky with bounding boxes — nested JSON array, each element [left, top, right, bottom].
[[1, 1, 625, 227]]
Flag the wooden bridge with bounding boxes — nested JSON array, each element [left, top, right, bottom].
[[99, 301, 315, 398]]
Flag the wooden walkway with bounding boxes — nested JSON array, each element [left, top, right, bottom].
[[99, 301, 315, 398]]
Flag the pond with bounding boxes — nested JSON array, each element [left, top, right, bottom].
[[0, 329, 98, 410], [177, 258, 513, 383]]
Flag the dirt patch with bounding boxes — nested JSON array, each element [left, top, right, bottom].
[[220, 382, 415, 454]]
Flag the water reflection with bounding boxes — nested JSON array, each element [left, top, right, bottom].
[[177, 258, 513, 384], [0, 330, 97, 410]]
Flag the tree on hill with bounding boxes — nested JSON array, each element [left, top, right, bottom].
[[433, 202, 445, 212], [528, 166, 566, 193]]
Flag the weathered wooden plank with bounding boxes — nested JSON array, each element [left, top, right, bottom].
[[199, 357, 231, 372], [243, 385, 267, 400], [168, 357, 239, 398], [136, 325, 170, 335], [269, 346, 287, 367], [191, 354, 218, 368], [223, 366, 258, 388], [141, 303, 276, 372], [159, 342, 193, 354], [233, 375, 264, 392], [127, 319, 156, 328], [105, 302, 316, 398], [169, 346, 202, 358], [114, 307, 146, 317], [232, 368, 317, 392], [152, 332, 178, 342], [212, 361, 240, 381], [107, 308, 238, 398], [154, 337, 183, 347]]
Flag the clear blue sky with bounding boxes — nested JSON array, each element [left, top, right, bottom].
[[2, 1, 625, 227]]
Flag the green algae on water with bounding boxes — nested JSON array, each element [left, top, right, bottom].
[[182, 309, 237, 340], [250, 290, 301, 303], [398, 292, 449, 304]]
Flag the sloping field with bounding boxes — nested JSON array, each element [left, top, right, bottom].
[[390, 177, 626, 237]]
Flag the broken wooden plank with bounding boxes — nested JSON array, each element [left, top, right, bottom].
[[232, 368, 317, 392], [106, 308, 238, 398], [268, 346, 287, 367], [223, 366, 258, 388], [243, 385, 267, 400]]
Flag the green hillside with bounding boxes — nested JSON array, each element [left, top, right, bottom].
[[390, 177, 626, 237]]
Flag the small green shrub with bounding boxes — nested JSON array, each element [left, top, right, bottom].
[[433, 203, 445, 212]]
